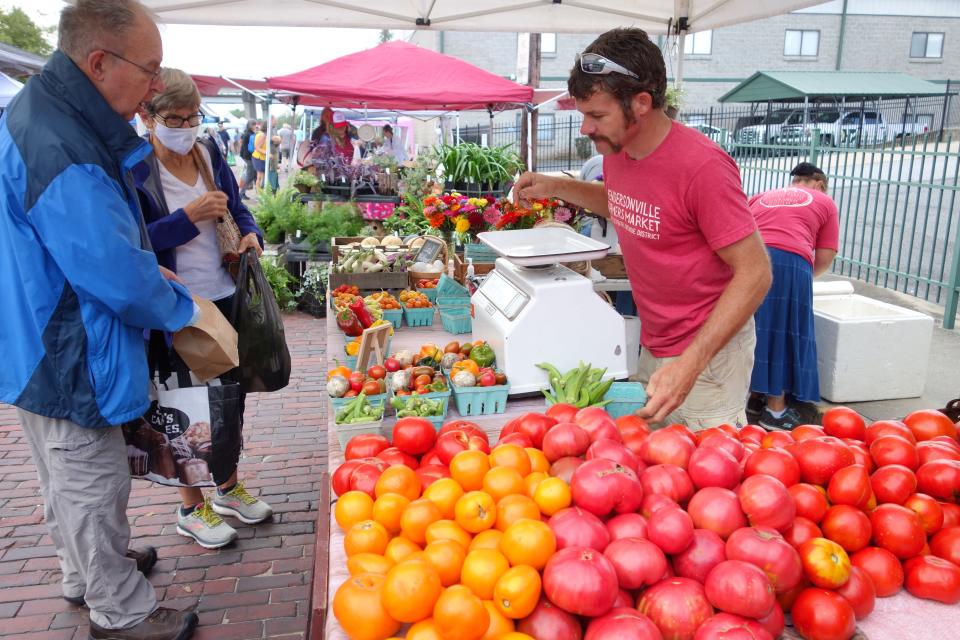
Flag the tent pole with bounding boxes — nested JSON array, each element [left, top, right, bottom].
[[264, 93, 274, 190], [456, 112, 460, 144]]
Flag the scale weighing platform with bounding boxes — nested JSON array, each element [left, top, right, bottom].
[[471, 228, 629, 395]]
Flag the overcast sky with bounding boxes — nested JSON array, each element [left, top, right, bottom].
[[2, 0, 392, 78]]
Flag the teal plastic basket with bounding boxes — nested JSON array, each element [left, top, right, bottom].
[[334, 418, 385, 450], [403, 305, 436, 327], [416, 285, 440, 302], [602, 382, 647, 419], [330, 390, 389, 416], [451, 381, 510, 416], [386, 373, 451, 412], [464, 242, 499, 263], [440, 308, 472, 335], [437, 295, 471, 309], [436, 273, 469, 298], [382, 308, 403, 330], [391, 396, 449, 430]]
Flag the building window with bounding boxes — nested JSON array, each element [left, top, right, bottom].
[[911, 32, 944, 58], [540, 33, 557, 56], [784, 29, 819, 56], [683, 30, 712, 55]]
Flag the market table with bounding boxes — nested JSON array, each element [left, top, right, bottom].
[[316, 310, 960, 640]]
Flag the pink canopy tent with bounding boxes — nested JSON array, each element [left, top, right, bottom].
[[267, 41, 533, 111]]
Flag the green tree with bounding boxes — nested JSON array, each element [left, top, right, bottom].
[[379, 29, 393, 44], [230, 108, 246, 119], [0, 7, 53, 57]]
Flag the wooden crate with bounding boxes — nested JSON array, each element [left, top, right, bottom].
[[454, 253, 494, 284], [328, 270, 408, 291], [330, 236, 370, 263], [593, 254, 627, 279]]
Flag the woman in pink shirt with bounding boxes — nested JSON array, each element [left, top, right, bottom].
[[749, 163, 839, 430]]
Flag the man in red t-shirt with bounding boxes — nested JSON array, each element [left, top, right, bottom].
[[514, 28, 772, 429]]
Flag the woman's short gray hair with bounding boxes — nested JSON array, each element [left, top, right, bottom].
[[58, 0, 147, 61], [147, 68, 202, 114]]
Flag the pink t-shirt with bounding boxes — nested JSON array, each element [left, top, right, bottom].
[[604, 122, 757, 358], [749, 186, 839, 265]]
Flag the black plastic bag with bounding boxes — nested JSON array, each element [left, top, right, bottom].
[[122, 373, 242, 487], [232, 249, 292, 393]]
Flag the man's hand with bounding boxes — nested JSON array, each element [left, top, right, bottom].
[[636, 357, 702, 424], [238, 232, 262, 257], [158, 265, 183, 285], [183, 192, 229, 224], [514, 171, 558, 205]]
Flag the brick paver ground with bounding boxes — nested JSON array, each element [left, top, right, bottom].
[[0, 312, 328, 639]]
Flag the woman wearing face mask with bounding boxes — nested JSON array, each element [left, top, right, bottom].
[[134, 68, 271, 550]]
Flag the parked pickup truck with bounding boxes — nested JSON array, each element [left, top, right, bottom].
[[777, 110, 931, 146]]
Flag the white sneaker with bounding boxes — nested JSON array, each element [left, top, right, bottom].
[[176, 499, 238, 549], [211, 481, 274, 525]]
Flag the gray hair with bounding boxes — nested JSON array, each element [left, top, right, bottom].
[[58, 0, 150, 61], [146, 68, 201, 114]]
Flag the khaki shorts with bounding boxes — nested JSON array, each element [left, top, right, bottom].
[[638, 318, 756, 431]]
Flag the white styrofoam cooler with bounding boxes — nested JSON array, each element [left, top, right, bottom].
[[812, 291, 934, 402]]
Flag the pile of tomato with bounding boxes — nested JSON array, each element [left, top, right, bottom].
[[330, 406, 960, 640], [400, 291, 433, 309]]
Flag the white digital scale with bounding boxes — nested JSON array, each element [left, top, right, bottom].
[[471, 228, 629, 395]]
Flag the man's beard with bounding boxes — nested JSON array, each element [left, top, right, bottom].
[[589, 135, 622, 153]]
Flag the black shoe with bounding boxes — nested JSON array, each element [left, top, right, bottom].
[[759, 407, 803, 431], [88, 607, 198, 640], [63, 547, 158, 607]]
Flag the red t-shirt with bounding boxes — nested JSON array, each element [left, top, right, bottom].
[[604, 122, 757, 358], [749, 186, 839, 265]]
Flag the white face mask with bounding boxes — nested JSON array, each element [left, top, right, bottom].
[[153, 123, 200, 155]]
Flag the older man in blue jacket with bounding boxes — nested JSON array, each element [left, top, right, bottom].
[[0, 1, 199, 639]]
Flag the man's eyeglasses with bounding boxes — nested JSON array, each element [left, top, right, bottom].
[[103, 49, 161, 82], [577, 52, 640, 80], [152, 112, 204, 128]]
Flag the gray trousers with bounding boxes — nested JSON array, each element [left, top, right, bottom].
[[18, 409, 157, 629]]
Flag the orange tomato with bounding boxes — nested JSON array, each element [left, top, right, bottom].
[[401, 498, 444, 545], [499, 634, 536, 640], [493, 565, 541, 619], [332, 573, 401, 640], [525, 448, 550, 474], [533, 477, 572, 516], [434, 584, 490, 640], [480, 601, 515, 640], [376, 465, 422, 501], [372, 493, 411, 535], [483, 467, 526, 502], [523, 471, 547, 499], [455, 491, 497, 533], [499, 519, 556, 570], [489, 444, 532, 477], [347, 553, 395, 577], [451, 359, 480, 378], [423, 539, 468, 587], [335, 491, 375, 530], [450, 450, 491, 491], [495, 495, 540, 532], [425, 519, 473, 549], [469, 529, 504, 552], [406, 619, 443, 640], [460, 548, 511, 600], [344, 520, 390, 557], [423, 478, 465, 520], [382, 560, 443, 623], [384, 536, 421, 564]]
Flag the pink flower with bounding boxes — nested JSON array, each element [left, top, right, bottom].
[[483, 205, 501, 225], [424, 206, 436, 215], [462, 205, 477, 214], [554, 206, 573, 223]]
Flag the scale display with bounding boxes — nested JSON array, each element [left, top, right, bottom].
[[480, 271, 528, 320]]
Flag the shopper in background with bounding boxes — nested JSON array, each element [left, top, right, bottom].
[[381, 123, 407, 162], [278, 122, 294, 171], [749, 162, 838, 430], [0, 1, 199, 637], [134, 68, 272, 549], [514, 28, 772, 430], [238, 119, 258, 196], [251, 121, 267, 191]]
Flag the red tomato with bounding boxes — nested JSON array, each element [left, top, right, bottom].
[[792, 424, 826, 442], [799, 537, 851, 589], [574, 407, 622, 444], [640, 429, 695, 468], [870, 504, 926, 558], [827, 464, 872, 509], [930, 526, 960, 565], [332, 459, 363, 497], [637, 578, 714, 640], [789, 483, 829, 523], [916, 459, 960, 502], [517, 596, 583, 640], [738, 474, 796, 532], [865, 420, 915, 446], [571, 458, 644, 517], [542, 546, 619, 617], [646, 507, 695, 555], [698, 432, 745, 461], [542, 423, 592, 462], [640, 464, 695, 505], [586, 439, 644, 475], [419, 449, 442, 467], [415, 463, 450, 490], [544, 402, 579, 424], [917, 441, 960, 464], [783, 517, 823, 549], [942, 502, 960, 528], [498, 432, 534, 448], [903, 409, 958, 442], [687, 487, 748, 540], [903, 555, 960, 604], [739, 424, 767, 445], [367, 365, 387, 380], [603, 538, 669, 590], [673, 528, 726, 584], [344, 434, 391, 461], [790, 588, 856, 640], [822, 407, 866, 441], [869, 464, 917, 505], [850, 547, 903, 597], [438, 420, 486, 441], [549, 506, 610, 552], [584, 607, 662, 639], [869, 435, 919, 470], [761, 431, 794, 450], [903, 493, 944, 534], [835, 566, 876, 620], [391, 417, 437, 456], [687, 445, 741, 490], [790, 438, 855, 486], [376, 446, 419, 469], [615, 414, 652, 437], [349, 459, 386, 497], [744, 448, 801, 487], [846, 443, 875, 473], [434, 428, 491, 466], [725, 526, 803, 593], [821, 505, 872, 553], [704, 560, 776, 619], [499, 412, 556, 449]]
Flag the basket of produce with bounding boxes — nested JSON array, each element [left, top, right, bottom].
[[389, 395, 448, 430], [334, 294, 384, 337], [601, 381, 647, 419], [414, 277, 440, 302], [366, 290, 403, 329], [450, 365, 510, 416], [327, 362, 390, 415], [436, 273, 469, 298], [387, 367, 451, 413], [333, 392, 385, 449], [329, 242, 411, 291], [538, 360, 618, 409], [400, 291, 435, 327], [440, 308, 472, 335]]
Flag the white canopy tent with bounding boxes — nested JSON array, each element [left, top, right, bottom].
[[0, 72, 23, 109]]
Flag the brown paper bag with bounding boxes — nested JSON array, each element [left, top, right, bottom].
[[173, 296, 239, 381]]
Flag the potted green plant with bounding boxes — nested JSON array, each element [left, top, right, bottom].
[[295, 263, 327, 318], [665, 85, 685, 120], [292, 169, 319, 194], [258, 255, 299, 311], [436, 142, 525, 197], [252, 186, 303, 244]]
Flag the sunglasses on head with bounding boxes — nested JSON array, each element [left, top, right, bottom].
[[577, 52, 640, 80]]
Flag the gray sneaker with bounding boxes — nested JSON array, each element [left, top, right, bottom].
[[759, 407, 803, 431], [176, 499, 238, 549], [211, 481, 274, 524]]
